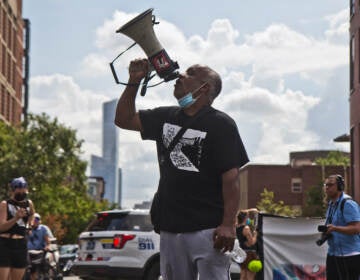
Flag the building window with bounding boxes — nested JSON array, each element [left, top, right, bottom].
[[351, 0, 356, 16], [1, 44, 5, 76], [358, 30, 360, 84], [0, 84, 4, 116], [350, 127, 354, 193], [350, 35, 355, 90], [2, 9, 6, 38], [0, 42, 2, 74], [6, 52, 10, 80], [291, 178, 302, 193], [88, 184, 97, 197], [352, 122, 360, 189], [11, 95, 15, 124], [5, 91, 10, 120]]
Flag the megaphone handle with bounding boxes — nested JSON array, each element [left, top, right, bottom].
[[140, 84, 147, 96], [140, 71, 152, 96], [109, 62, 120, 84]]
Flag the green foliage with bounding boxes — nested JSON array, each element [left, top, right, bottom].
[[304, 150, 349, 217], [0, 120, 19, 199], [302, 184, 326, 217], [0, 114, 109, 244], [256, 188, 298, 216], [315, 151, 350, 166]]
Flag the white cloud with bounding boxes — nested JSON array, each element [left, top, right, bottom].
[[217, 73, 321, 163], [29, 74, 109, 161], [79, 53, 109, 77], [324, 9, 349, 44], [94, 11, 139, 51], [245, 24, 312, 48], [243, 24, 348, 84], [207, 19, 239, 48]]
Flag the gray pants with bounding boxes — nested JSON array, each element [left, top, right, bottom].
[[160, 228, 231, 280]]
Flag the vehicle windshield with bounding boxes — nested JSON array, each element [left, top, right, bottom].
[[87, 212, 153, 232], [60, 245, 78, 255]]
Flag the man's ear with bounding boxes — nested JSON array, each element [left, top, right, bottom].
[[197, 83, 208, 95], [202, 83, 210, 92], [194, 83, 208, 98], [202, 84, 213, 104]]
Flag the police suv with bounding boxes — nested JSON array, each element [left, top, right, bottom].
[[72, 209, 240, 280]]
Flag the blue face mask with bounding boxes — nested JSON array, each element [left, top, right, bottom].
[[178, 92, 195, 108], [177, 82, 207, 108]]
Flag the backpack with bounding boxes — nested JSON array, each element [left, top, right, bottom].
[[340, 197, 360, 217]]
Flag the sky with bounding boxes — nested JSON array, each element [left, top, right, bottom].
[[23, 0, 350, 208]]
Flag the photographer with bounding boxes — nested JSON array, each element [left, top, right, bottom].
[[322, 174, 360, 280], [0, 177, 35, 280]]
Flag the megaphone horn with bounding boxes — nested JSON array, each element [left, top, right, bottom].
[[116, 8, 179, 82]]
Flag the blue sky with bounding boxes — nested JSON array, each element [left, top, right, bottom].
[[23, 1, 350, 208]]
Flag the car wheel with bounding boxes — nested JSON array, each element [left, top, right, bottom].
[[144, 261, 161, 280]]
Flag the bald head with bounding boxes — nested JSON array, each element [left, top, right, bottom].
[[187, 64, 222, 100]]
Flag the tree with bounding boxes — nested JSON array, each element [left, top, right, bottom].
[[302, 184, 326, 217], [256, 188, 298, 216], [315, 150, 349, 182], [0, 113, 109, 243], [302, 150, 350, 217], [315, 151, 350, 167]]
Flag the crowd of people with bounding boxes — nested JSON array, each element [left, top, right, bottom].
[[233, 174, 360, 280], [1, 56, 360, 280], [114, 59, 360, 280]]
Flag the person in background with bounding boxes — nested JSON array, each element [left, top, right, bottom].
[[27, 213, 53, 251], [115, 59, 249, 279], [323, 174, 360, 280], [0, 177, 35, 280], [27, 213, 54, 280], [236, 209, 259, 280], [244, 208, 258, 232]]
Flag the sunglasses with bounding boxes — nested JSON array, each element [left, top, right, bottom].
[[324, 183, 336, 187]]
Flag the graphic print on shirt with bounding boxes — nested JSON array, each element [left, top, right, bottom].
[[162, 123, 207, 172]]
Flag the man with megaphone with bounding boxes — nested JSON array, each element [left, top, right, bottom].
[[115, 58, 249, 280]]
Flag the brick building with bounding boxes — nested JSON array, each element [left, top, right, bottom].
[[0, 0, 29, 125], [350, 0, 360, 202], [86, 176, 105, 202], [239, 150, 350, 211]]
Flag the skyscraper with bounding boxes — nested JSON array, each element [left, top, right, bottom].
[[90, 99, 122, 205], [350, 0, 360, 202]]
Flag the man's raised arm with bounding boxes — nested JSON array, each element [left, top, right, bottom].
[[114, 58, 149, 132]]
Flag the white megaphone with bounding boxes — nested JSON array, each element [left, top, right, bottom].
[[110, 8, 179, 96]]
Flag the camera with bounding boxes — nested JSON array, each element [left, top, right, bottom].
[[317, 225, 328, 232], [316, 225, 332, 246]]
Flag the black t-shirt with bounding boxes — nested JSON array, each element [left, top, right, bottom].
[[139, 106, 249, 232]]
